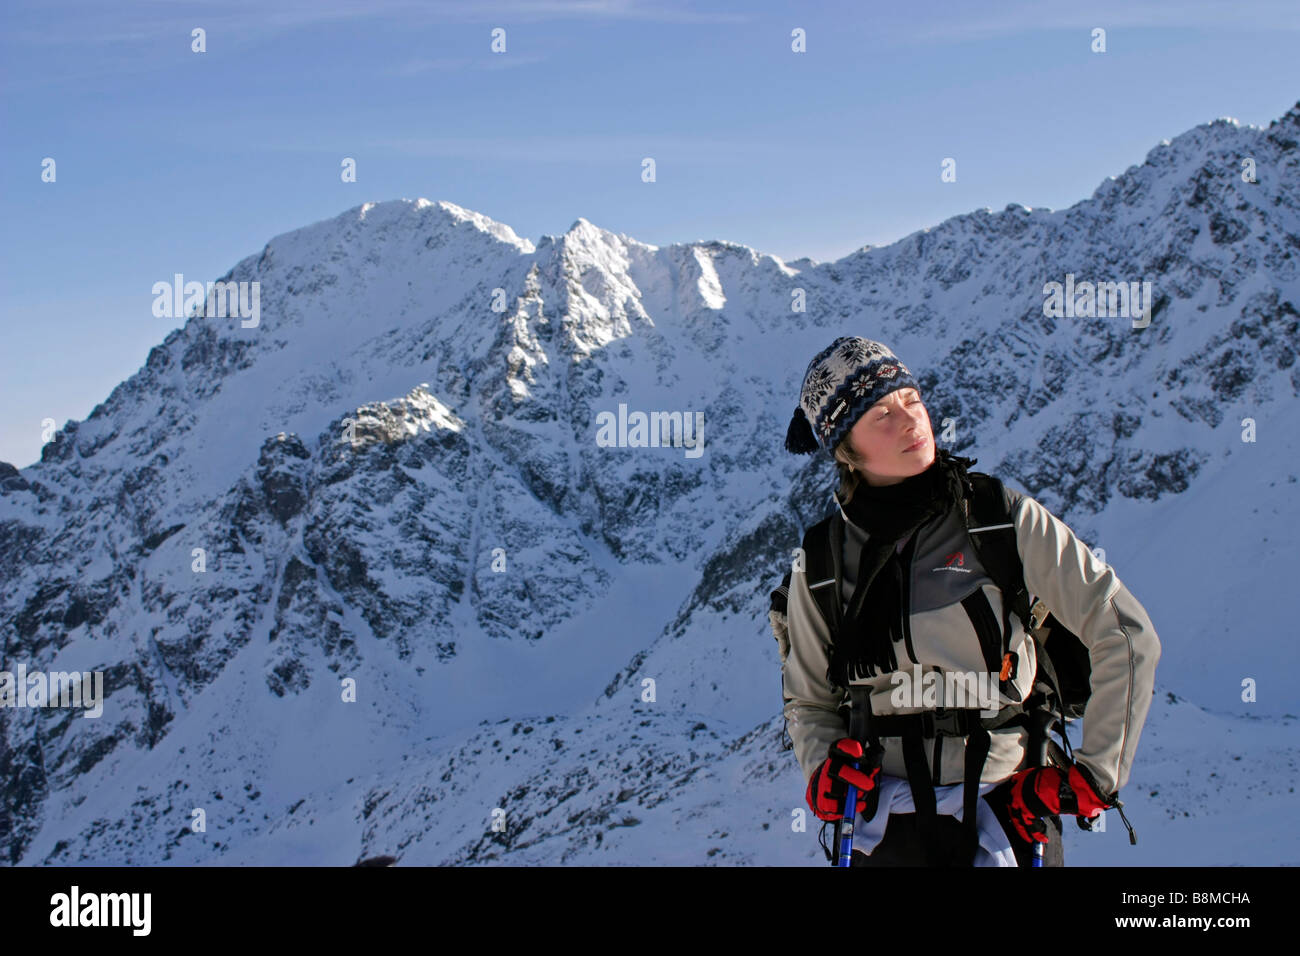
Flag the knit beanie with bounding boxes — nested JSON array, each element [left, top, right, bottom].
[[784, 336, 921, 458]]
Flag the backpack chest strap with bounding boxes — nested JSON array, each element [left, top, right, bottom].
[[860, 703, 1026, 739]]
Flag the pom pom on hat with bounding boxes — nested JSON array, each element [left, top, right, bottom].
[[784, 407, 820, 454]]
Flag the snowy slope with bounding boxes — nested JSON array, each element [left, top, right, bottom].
[[2, 103, 1298, 866]]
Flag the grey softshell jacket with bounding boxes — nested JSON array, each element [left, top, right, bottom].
[[780, 482, 1162, 802]]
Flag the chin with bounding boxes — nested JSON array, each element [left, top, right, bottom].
[[904, 443, 935, 472]]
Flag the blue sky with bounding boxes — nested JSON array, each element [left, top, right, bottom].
[[2, 0, 1297, 468]]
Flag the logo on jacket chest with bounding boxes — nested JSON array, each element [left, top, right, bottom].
[[931, 550, 972, 573]]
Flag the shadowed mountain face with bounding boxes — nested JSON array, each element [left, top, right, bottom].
[[2, 104, 1297, 866]]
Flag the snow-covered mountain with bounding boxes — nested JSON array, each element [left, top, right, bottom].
[[3, 102, 1298, 866]]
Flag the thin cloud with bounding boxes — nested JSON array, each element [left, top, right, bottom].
[[0, 0, 747, 91], [892, 0, 1300, 42], [5, 0, 747, 49]]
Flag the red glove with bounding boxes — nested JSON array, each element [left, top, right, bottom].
[[805, 738, 881, 822], [1005, 764, 1113, 844]]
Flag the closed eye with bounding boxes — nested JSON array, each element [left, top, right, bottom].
[[876, 398, 922, 417]]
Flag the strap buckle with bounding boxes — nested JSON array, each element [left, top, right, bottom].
[[1028, 598, 1050, 632], [923, 708, 964, 737]]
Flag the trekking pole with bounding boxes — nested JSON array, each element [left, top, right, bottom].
[[836, 686, 873, 867], [837, 779, 859, 867], [1030, 710, 1054, 868]]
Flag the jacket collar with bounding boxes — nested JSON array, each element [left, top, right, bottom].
[[832, 485, 957, 544]]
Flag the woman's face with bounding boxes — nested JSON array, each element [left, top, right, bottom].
[[842, 387, 935, 486]]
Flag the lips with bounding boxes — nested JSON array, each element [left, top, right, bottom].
[[903, 436, 927, 452]]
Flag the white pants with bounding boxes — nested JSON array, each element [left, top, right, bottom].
[[851, 773, 1020, 866]]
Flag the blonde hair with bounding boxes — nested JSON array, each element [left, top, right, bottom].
[[833, 436, 867, 505]]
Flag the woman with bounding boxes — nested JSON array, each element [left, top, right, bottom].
[[780, 336, 1162, 866]]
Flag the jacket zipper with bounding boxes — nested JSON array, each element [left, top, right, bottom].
[[897, 534, 920, 666], [897, 532, 942, 777], [932, 666, 944, 779]]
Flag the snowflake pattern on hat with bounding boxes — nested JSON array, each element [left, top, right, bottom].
[[805, 365, 835, 405], [837, 338, 869, 363], [836, 337, 885, 365]]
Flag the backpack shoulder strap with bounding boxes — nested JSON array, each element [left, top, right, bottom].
[[962, 472, 1032, 627], [961, 472, 1036, 701], [770, 512, 842, 754], [963, 472, 1073, 728], [801, 511, 844, 639]]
